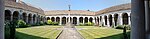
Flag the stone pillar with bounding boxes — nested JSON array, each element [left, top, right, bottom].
[[107, 15, 110, 27], [145, 0, 150, 39], [0, 0, 4, 39], [26, 16, 28, 23], [131, 0, 145, 39], [93, 17, 95, 24], [31, 17, 33, 24], [102, 16, 105, 26], [112, 14, 115, 27], [83, 17, 85, 24], [59, 17, 62, 25], [77, 17, 80, 25], [118, 14, 123, 25], [128, 15, 131, 25]]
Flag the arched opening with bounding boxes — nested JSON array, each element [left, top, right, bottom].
[[47, 17, 50, 20], [114, 14, 118, 26], [122, 13, 128, 25], [51, 17, 55, 22], [79, 17, 83, 23], [108, 15, 113, 26], [84, 17, 88, 23], [104, 16, 107, 25], [22, 13, 27, 22], [73, 17, 77, 25], [28, 14, 32, 24], [5, 10, 11, 21], [33, 14, 36, 24], [62, 17, 66, 25], [89, 17, 93, 23], [97, 17, 99, 25], [13, 11, 19, 21], [56, 17, 60, 23]]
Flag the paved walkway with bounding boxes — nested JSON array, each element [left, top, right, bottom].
[[57, 26, 84, 39]]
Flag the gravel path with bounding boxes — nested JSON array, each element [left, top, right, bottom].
[[57, 26, 84, 39]]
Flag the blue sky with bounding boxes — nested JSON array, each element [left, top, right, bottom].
[[22, 0, 131, 11]]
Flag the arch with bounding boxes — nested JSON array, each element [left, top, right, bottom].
[[62, 17, 66, 25], [114, 14, 118, 26], [84, 17, 88, 23], [73, 17, 77, 25], [108, 14, 113, 26], [22, 13, 27, 22], [100, 16, 102, 22], [33, 14, 36, 24], [13, 11, 19, 21], [89, 17, 93, 23], [47, 17, 50, 20], [51, 17, 55, 22], [104, 15, 107, 25], [56, 17, 60, 23], [122, 13, 128, 25], [5, 10, 11, 21], [79, 17, 83, 23], [28, 14, 32, 24]]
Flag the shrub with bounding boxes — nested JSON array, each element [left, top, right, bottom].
[[115, 25, 131, 30], [85, 22, 94, 26], [5, 21, 16, 39], [40, 21, 44, 25], [47, 20, 53, 25], [79, 23, 84, 26], [17, 20, 27, 28], [52, 22, 59, 25], [115, 25, 124, 29]]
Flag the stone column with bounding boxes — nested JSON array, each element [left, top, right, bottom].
[[77, 17, 80, 25], [131, 0, 145, 39], [59, 17, 62, 25], [88, 17, 90, 23], [102, 16, 105, 26], [92, 17, 95, 24], [31, 17, 33, 24], [118, 14, 123, 25], [83, 17, 85, 24], [128, 15, 131, 25], [107, 15, 110, 27], [0, 0, 4, 39], [112, 14, 115, 27], [145, 0, 150, 39], [26, 16, 28, 23]]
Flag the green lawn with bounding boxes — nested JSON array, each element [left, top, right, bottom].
[[76, 26, 130, 39], [16, 25, 62, 39]]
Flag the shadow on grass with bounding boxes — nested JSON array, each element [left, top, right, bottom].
[[15, 31, 49, 39], [95, 32, 130, 39]]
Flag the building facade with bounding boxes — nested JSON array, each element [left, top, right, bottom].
[[4, 0, 131, 27]]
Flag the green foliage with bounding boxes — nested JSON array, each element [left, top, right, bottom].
[[52, 22, 59, 25], [17, 20, 28, 28], [79, 23, 84, 26], [5, 21, 16, 39], [115, 25, 131, 30], [115, 25, 124, 29], [40, 21, 44, 25], [85, 22, 94, 26], [47, 20, 53, 25]]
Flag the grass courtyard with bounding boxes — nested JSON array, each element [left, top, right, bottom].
[[15, 25, 62, 39], [76, 26, 130, 39], [15, 26, 130, 39]]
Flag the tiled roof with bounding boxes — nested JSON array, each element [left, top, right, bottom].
[[45, 10, 95, 16], [96, 3, 131, 15], [5, 0, 45, 15]]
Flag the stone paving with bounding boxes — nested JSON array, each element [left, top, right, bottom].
[[57, 26, 84, 39]]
